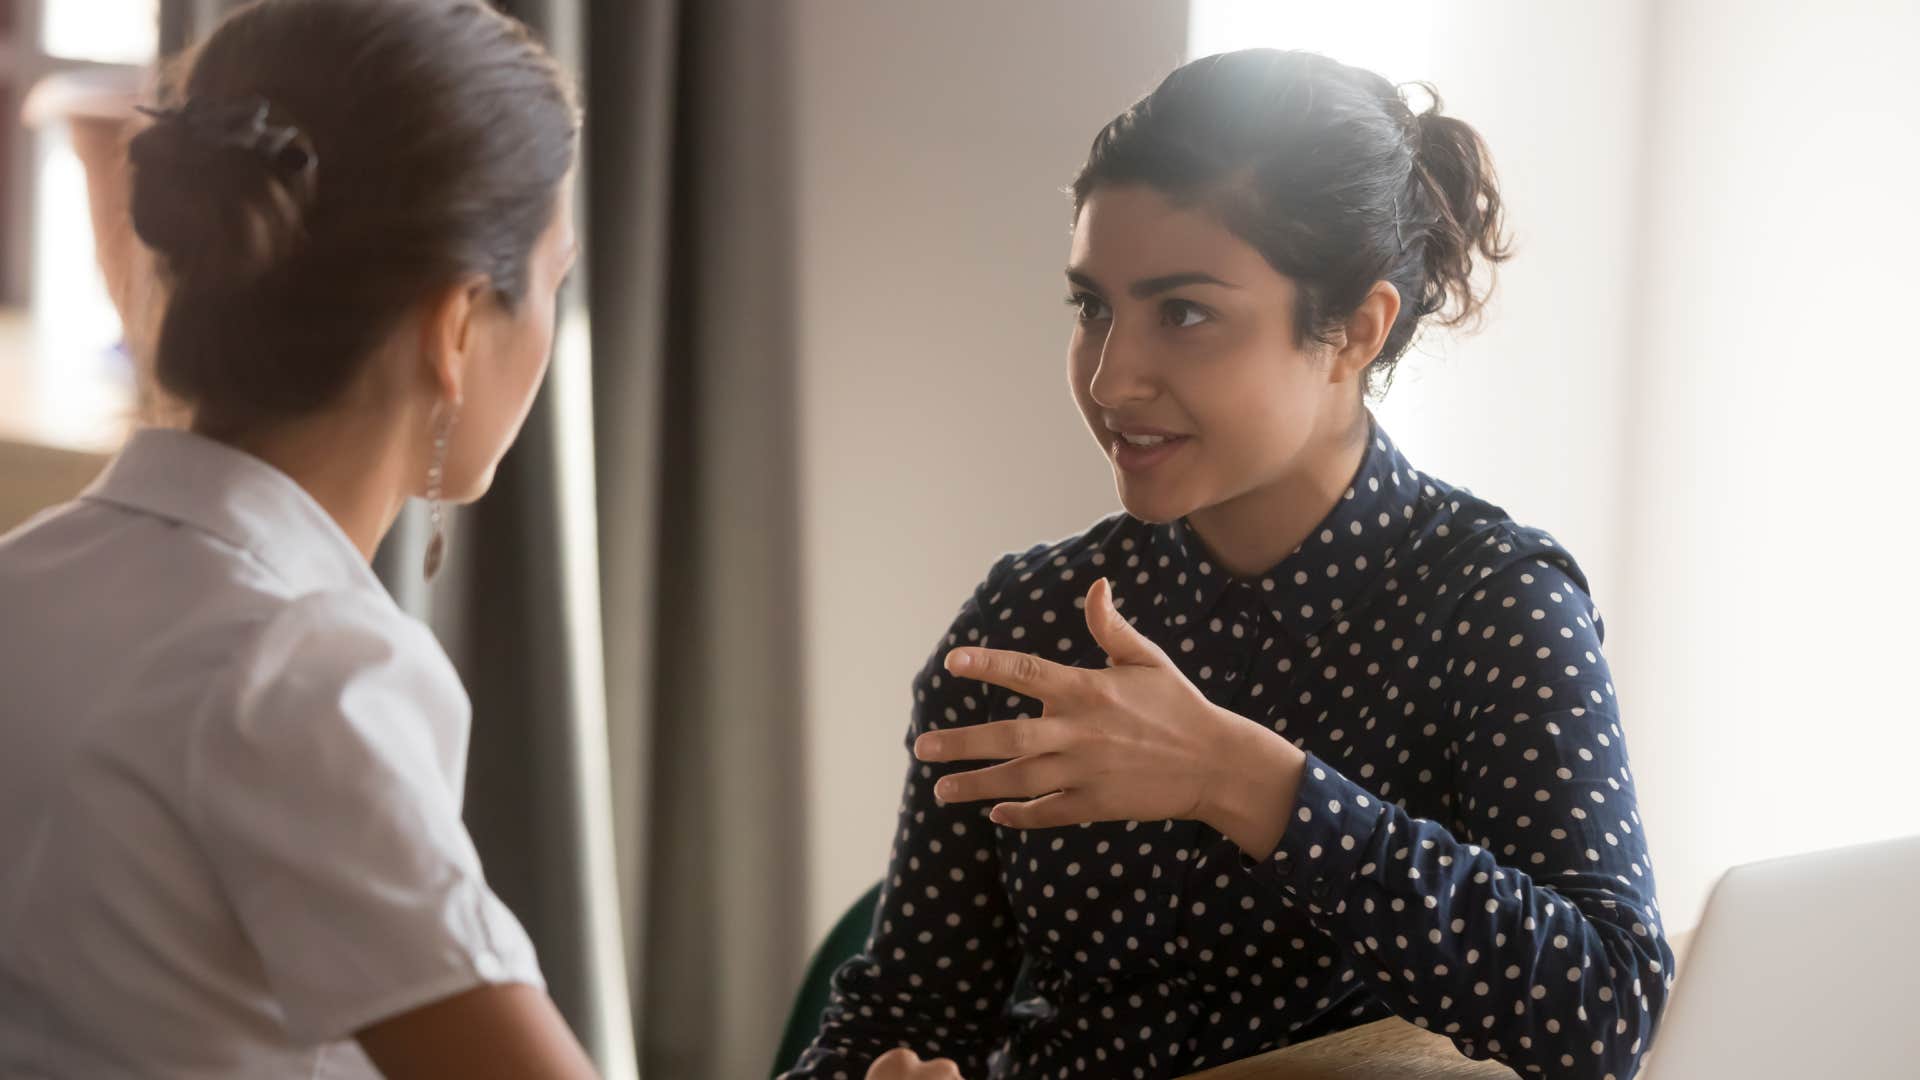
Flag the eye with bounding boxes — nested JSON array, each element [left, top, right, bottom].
[[1162, 299, 1211, 328], [1065, 291, 1111, 323]]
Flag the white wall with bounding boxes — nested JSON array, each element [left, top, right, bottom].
[[1612, 0, 1920, 928], [792, 1, 1192, 939]]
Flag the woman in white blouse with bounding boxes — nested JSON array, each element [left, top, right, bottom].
[[0, 2, 596, 1077]]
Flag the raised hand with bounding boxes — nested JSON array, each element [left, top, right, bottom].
[[913, 577, 1304, 856]]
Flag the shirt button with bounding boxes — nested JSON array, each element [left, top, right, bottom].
[[475, 951, 506, 981]]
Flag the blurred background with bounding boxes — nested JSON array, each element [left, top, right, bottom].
[[3, 1, 1916, 1078]]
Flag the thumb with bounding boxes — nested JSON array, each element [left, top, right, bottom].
[[1085, 577, 1165, 667]]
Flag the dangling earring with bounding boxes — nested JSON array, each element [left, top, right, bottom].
[[423, 403, 459, 582]]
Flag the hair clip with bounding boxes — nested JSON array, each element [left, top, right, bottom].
[[137, 96, 314, 176]]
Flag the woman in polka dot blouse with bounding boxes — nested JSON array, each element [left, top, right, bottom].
[[789, 49, 1674, 1080]]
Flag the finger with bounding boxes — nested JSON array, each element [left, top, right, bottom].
[[867, 1048, 919, 1080], [915, 716, 1073, 764], [990, 789, 1098, 831], [1084, 577, 1167, 668], [934, 754, 1070, 805], [867, 1048, 963, 1080], [946, 645, 1080, 702]]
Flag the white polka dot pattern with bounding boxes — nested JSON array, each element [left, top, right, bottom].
[[786, 427, 1673, 1080]]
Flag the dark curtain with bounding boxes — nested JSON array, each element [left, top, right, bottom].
[[158, 1, 810, 1077], [616, 0, 810, 1074]]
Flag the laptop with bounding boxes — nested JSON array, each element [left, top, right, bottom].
[[1641, 833, 1920, 1078]]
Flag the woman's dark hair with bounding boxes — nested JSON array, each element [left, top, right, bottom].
[[1072, 49, 1510, 393], [130, 0, 579, 432]]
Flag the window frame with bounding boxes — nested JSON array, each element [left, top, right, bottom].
[[3, 1, 158, 308]]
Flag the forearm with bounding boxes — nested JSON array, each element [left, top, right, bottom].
[[1239, 757, 1672, 1077]]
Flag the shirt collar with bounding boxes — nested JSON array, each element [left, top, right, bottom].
[[80, 427, 385, 598], [1146, 419, 1424, 639]]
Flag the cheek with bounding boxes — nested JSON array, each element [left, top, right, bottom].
[[520, 294, 559, 367], [456, 301, 559, 481], [495, 298, 560, 418], [1190, 343, 1322, 455]]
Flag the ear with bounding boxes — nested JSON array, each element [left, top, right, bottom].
[[1331, 280, 1402, 385], [418, 277, 488, 405]]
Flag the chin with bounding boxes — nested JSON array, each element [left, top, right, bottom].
[[1114, 480, 1197, 526]]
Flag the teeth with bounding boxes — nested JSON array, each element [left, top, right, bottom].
[[1122, 433, 1172, 447]]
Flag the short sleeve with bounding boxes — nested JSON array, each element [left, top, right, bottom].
[[187, 591, 543, 1042]]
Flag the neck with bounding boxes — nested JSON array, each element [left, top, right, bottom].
[[1185, 407, 1372, 579], [199, 403, 421, 562]]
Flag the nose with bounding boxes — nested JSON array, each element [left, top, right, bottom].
[[1087, 319, 1155, 410]]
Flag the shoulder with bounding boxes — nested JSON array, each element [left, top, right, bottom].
[[920, 513, 1138, 664], [912, 515, 1140, 730], [197, 588, 467, 784], [980, 512, 1137, 592], [235, 587, 452, 692], [968, 512, 1144, 632], [1396, 477, 1593, 612], [1450, 545, 1607, 657], [1445, 515, 1598, 633], [1410, 498, 1615, 713]]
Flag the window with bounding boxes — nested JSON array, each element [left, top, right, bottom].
[[2, 0, 158, 445], [43, 0, 158, 66]]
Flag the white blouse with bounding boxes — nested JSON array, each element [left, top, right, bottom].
[[0, 428, 542, 1079]]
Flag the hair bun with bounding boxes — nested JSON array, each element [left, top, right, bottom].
[[129, 96, 319, 290], [1400, 87, 1509, 330]]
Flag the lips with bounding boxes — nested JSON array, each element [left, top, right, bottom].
[[1108, 428, 1191, 474], [1106, 419, 1190, 442]]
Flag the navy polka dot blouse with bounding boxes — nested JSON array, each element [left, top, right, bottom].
[[787, 424, 1674, 1080]]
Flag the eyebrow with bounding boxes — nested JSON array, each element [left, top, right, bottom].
[[1065, 268, 1239, 299]]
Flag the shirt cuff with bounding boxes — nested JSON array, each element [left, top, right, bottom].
[[1238, 753, 1390, 912]]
